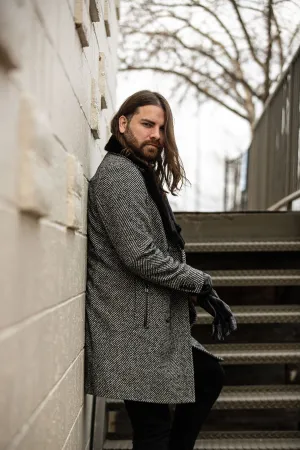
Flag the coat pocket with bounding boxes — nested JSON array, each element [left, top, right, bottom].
[[134, 280, 171, 332], [134, 280, 151, 330], [143, 283, 149, 329]]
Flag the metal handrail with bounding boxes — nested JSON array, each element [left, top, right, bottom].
[[267, 189, 300, 211]]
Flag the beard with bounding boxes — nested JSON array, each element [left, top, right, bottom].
[[122, 126, 163, 162]]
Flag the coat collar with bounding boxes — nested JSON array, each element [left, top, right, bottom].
[[104, 134, 151, 171]]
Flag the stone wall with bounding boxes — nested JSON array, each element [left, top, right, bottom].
[[0, 0, 119, 448]]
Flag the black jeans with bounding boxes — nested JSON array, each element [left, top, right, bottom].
[[124, 347, 225, 450]]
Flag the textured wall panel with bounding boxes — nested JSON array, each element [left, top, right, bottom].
[[62, 407, 85, 450], [104, 0, 111, 36], [99, 52, 108, 109], [0, 0, 25, 69], [18, 94, 53, 217], [0, 296, 85, 449], [10, 352, 84, 450], [91, 77, 101, 138], [90, 0, 101, 22], [66, 154, 84, 230], [0, 70, 20, 203], [74, 0, 91, 47], [0, 0, 119, 448]]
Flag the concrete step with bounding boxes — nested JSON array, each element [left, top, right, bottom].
[[201, 409, 300, 432], [106, 385, 300, 411], [204, 343, 300, 365], [207, 286, 300, 307], [219, 364, 300, 386], [193, 321, 300, 344], [185, 241, 300, 252], [174, 212, 300, 243], [215, 385, 300, 409], [104, 432, 300, 450], [104, 431, 300, 441], [106, 404, 300, 438], [207, 269, 300, 286], [186, 251, 300, 271], [196, 304, 300, 324], [192, 437, 300, 449], [104, 439, 300, 449]]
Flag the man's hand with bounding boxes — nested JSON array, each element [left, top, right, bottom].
[[197, 274, 237, 341]]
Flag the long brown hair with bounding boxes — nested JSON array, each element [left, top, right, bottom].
[[110, 90, 189, 195]]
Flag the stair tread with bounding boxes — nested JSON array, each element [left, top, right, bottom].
[[104, 434, 300, 450], [104, 431, 300, 440], [193, 438, 300, 449], [204, 343, 300, 364], [196, 304, 300, 324], [174, 211, 300, 245], [215, 385, 300, 409], [221, 384, 300, 393], [185, 241, 300, 252], [107, 385, 300, 410], [206, 270, 300, 286], [210, 269, 300, 275]]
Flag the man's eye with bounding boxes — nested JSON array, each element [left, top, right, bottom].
[[143, 123, 152, 127]]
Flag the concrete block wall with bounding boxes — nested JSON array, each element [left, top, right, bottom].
[[0, 0, 119, 448]]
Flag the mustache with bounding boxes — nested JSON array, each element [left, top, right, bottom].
[[142, 141, 162, 149]]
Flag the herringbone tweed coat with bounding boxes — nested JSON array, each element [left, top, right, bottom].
[[85, 151, 223, 404]]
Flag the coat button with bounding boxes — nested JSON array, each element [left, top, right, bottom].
[[166, 317, 170, 323]]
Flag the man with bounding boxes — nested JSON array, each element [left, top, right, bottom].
[[85, 90, 237, 450]]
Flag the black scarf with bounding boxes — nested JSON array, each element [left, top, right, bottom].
[[104, 135, 185, 250]]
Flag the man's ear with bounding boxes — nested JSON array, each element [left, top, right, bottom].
[[119, 115, 127, 133]]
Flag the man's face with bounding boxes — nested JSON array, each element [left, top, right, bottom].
[[119, 105, 165, 162]]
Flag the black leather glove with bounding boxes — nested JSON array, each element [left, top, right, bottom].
[[198, 274, 237, 341]]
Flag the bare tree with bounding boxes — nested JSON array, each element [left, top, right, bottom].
[[119, 0, 300, 130]]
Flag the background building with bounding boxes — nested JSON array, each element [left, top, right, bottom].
[[0, 1, 119, 448]]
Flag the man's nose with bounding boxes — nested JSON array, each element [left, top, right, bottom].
[[149, 127, 161, 140]]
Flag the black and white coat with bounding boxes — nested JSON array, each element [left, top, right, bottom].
[[85, 151, 222, 404]]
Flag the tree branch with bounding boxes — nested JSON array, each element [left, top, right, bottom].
[[140, 0, 241, 59], [263, 0, 273, 100], [169, 45, 246, 106], [271, 6, 284, 69], [124, 29, 262, 102], [228, 0, 264, 68], [167, 10, 235, 63], [120, 0, 300, 127], [119, 64, 249, 121]]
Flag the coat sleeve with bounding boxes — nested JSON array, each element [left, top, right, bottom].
[[93, 160, 205, 294]]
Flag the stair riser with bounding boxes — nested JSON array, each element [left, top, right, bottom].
[[201, 409, 300, 433], [174, 212, 300, 243], [192, 323, 300, 344], [220, 364, 300, 386], [194, 285, 300, 306], [186, 252, 300, 271], [106, 409, 300, 439]]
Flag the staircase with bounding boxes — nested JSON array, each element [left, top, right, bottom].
[[102, 212, 300, 449]]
